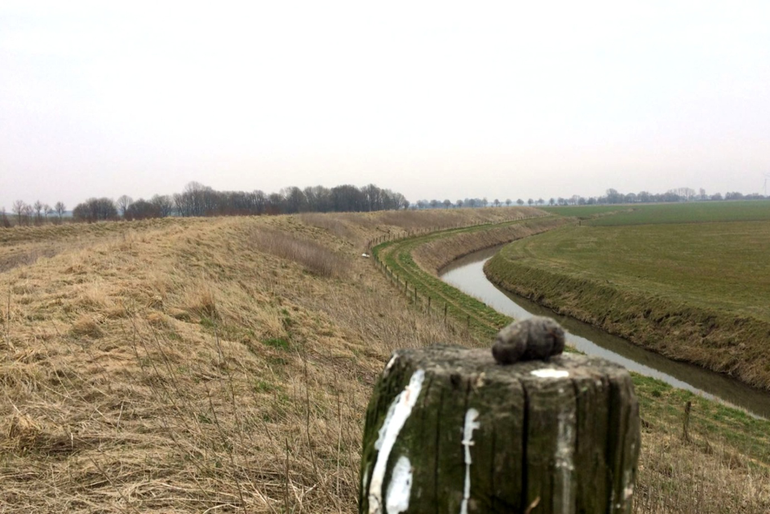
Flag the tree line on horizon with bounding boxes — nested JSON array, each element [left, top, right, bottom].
[[3, 183, 766, 228], [1, 182, 410, 226], [412, 187, 766, 210]]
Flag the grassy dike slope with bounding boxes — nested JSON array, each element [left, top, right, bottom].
[[485, 217, 770, 391], [0, 207, 539, 513]]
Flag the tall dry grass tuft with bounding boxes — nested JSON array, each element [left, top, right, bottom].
[[298, 212, 355, 241], [635, 431, 770, 513], [250, 227, 351, 278]]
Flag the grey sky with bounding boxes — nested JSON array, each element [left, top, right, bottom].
[[2, 1, 769, 209]]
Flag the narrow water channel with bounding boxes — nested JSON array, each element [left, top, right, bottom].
[[440, 246, 770, 419]]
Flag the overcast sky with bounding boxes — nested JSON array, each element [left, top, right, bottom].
[[2, 1, 770, 209]]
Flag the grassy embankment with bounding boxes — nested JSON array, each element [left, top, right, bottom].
[[487, 202, 770, 391], [0, 207, 540, 513], [372, 214, 770, 512]]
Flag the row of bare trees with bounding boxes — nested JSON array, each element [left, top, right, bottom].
[[171, 182, 409, 217], [111, 182, 409, 221], [412, 188, 768, 211], [0, 200, 67, 227], [2, 182, 410, 227], [413, 198, 517, 210]]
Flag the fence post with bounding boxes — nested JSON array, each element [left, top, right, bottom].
[[682, 401, 692, 442], [359, 346, 640, 513]]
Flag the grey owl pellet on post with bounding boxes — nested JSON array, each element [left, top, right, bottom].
[[492, 316, 566, 364]]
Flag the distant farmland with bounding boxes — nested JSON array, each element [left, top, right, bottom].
[[486, 201, 770, 390], [542, 199, 770, 224]]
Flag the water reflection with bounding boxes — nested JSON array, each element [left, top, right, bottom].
[[440, 246, 770, 419]]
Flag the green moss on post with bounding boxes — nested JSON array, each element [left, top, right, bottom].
[[359, 346, 640, 514]]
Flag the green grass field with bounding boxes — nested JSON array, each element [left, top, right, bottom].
[[500, 221, 770, 321], [543, 200, 770, 225], [486, 201, 770, 390], [540, 204, 633, 218]]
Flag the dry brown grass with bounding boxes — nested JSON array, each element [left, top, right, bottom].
[[298, 206, 546, 247], [249, 226, 351, 278], [0, 212, 485, 512], [0, 209, 768, 512], [635, 431, 770, 513]]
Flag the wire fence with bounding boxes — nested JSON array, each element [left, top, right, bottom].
[[363, 214, 545, 339]]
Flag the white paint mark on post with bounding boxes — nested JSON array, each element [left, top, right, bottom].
[[460, 408, 481, 514], [531, 369, 570, 379], [384, 354, 398, 373], [622, 468, 634, 501], [622, 439, 637, 506], [368, 369, 425, 514], [385, 456, 413, 514], [555, 409, 575, 513]]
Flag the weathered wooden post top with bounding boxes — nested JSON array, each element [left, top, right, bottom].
[[359, 317, 640, 514]]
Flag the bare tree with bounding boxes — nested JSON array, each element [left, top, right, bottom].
[[21, 204, 34, 225], [0, 207, 10, 228], [54, 201, 66, 223], [125, 199, 160, 220], [33, 200, 44, 224], [12, 200, 26, 225], [73, 198, 117, 223], [117, 195, 133, 218], [150, 195, 174, 217]]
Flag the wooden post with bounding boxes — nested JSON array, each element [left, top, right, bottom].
[[359, 346, 640, 514], [444, 303, 448, 322], [682, 401, 692, 443]]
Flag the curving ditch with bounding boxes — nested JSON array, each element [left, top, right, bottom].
[[440, 246, 770, 419]]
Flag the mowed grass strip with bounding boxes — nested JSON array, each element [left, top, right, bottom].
[[485, 220, 770, 389], [374, 224, 513, 341]]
